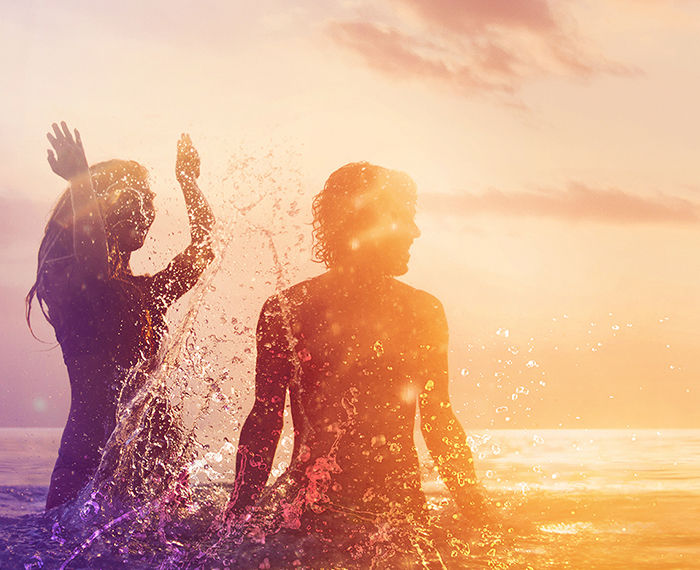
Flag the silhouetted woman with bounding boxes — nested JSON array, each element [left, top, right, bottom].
[[221, 162, 482, 566], [27, 122, 214, 510]]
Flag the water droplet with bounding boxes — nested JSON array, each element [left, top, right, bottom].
[[50, 522, 65, 546], [23, 554, 43, 569], [79, 499, 100, 521]]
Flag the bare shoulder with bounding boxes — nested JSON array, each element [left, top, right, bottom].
[[389, 278, 445, 318], [272, 276, 320, 306], [39, 257, 105, 302], [258, 276, 322, 323], [386, 280, 448, 349]]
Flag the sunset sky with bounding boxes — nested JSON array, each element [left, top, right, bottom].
[[1, 0, 699, 428]]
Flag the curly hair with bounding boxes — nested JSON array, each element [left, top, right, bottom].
[[311, 162, 417, 268]]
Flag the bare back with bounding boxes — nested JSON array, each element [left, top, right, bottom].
[[245, 271, 447, 519]]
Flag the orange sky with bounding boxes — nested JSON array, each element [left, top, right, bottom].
[[1, 0, 698, 428]]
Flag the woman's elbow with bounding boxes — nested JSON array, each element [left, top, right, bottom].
[[201, 244, 215, 265], [188, 240, 215, 269]]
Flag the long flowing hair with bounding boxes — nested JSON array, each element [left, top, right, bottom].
[[26, 160, 148, 337]]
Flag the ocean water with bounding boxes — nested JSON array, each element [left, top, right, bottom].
[[1, 427, 699, 568]]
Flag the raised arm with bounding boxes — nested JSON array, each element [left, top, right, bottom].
[[46, 121, 109, 277], [175, 133, 214, 245], [226, 297, 294, 519], [417, 299, 483, 519], [149, 134, 215, 307]]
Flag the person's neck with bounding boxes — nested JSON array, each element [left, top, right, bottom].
[[328, 264, 390, 289], [109, 244, 132, 277]]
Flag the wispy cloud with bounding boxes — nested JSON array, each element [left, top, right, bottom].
[[420, 183, 699, 224], [327, 21, 509, 93], [327, 0, 635, 100], [394, 0, 558, 34]]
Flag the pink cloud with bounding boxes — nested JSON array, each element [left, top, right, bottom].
[[395, 0, 558, 33], [420, 183, 699, 224], [327, 21, 512, 94], [326, 0, 634, 98]]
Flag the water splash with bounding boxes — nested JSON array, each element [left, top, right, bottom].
[[45, 145, 313, 565], [31, 145, 515, 568]]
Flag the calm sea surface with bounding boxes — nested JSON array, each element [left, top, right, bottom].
[[1, 428, 699, 568]]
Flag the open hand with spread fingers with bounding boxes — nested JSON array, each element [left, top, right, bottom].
[[175, 133, 200, 183], [46, 121, 89, 182]]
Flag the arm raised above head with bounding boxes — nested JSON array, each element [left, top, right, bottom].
[[149, 134, 215, 307], [417, 297, 484, 519], [175, 133, 214, 245], [46, 121, 109, 278], [226, 296, 295, 519]]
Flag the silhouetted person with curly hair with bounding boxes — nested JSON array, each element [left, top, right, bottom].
[[222, 162, 482, 566]]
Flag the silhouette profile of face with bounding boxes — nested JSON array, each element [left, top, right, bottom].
[[349, 187, 420, 277], [104, 184, 156, 252], [313, 162, 421, 276]]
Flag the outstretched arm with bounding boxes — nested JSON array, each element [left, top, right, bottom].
[[226, 297, 293, 519], [149, 134, 215, 307], [46, 121, 109, 277], [418, 300, 483, 518]]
